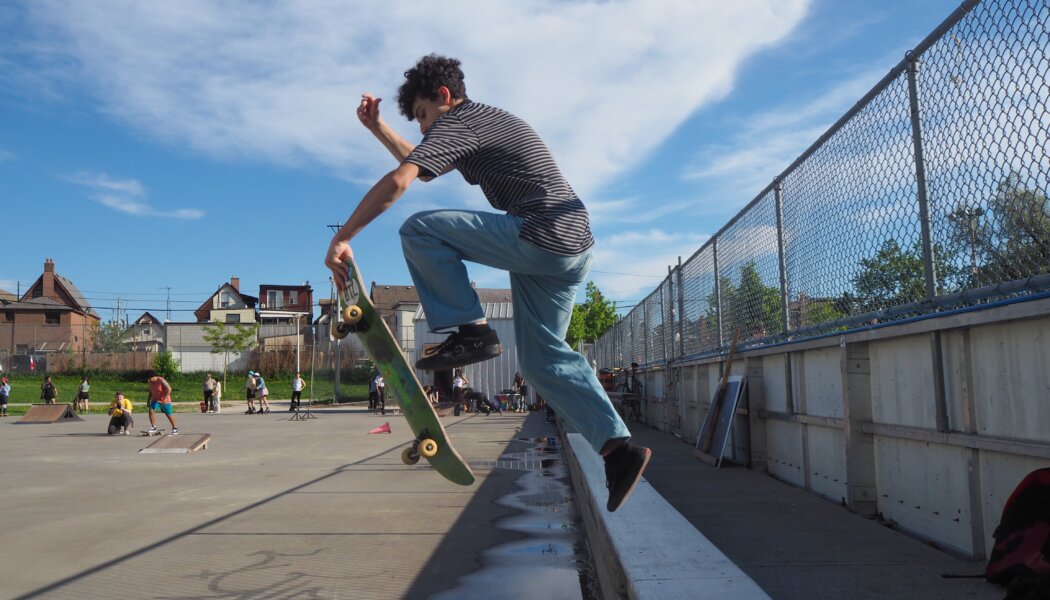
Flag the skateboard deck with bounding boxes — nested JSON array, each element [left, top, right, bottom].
[[332, 258, 475, 486], [141, 429, 166, 437]]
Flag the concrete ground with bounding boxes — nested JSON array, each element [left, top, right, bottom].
[[626, 425, 1003, 599], [1, 403, 597, 600]]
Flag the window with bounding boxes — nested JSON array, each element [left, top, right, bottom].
[[226, 313, 241, 324], [3, 311, 13, 322], [219, 291, 231, 308], [289, 291, 298, 306], [267, 290, 282, 309], [45, 312, 60, 325]]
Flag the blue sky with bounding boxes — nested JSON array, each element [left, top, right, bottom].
[[0, 0, 965, 322]]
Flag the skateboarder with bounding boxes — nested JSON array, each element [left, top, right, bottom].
[[324, 54, 650, 511], [254, 372, 271, 414], [146, 372, 178, 435]]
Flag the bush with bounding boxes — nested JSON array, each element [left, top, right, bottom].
[[152, 351, 181, 380]]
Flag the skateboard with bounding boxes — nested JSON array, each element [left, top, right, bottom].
[[141, 429, 166, 437], [332, 258, 475, 486]]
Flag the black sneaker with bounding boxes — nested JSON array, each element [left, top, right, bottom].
[[415, 328, 501, 371], [604, 442, 651, 512]]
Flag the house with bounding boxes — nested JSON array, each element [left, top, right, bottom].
[[0, 258, 100, 356], [124, 311, 166, 352], [194, 277, 258, 324], [258, 283, 313, 349]]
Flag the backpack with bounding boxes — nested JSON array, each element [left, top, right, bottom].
[[987, 468, 1050, 591]]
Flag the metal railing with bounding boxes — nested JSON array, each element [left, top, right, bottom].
[[596, 0, 1050, 368]]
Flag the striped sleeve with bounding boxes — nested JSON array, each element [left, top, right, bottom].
[[404, 114, 479, 178]]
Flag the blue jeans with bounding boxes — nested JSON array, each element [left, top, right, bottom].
[[400, 210, 630, 453]]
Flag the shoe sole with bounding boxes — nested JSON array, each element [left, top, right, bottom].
[[415, 346, 502, 371], [608, 447, 652, 512]]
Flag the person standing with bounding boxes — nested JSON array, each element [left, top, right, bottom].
[[146, 372, 177, 435], [0, 377, 9, 417], [245, 371, 257, 414], [289, 372, 306, 411], [202, 373, 217, 413], [213, 378, 222, 414], [512, 372, 529, 412], [452, 369, 469, 412], [107, 391, 134, 435], [76, 376, 91, 412], [40, 376, 58, 405], [324, 54, 649, 511], [254, 372, 271, 414]]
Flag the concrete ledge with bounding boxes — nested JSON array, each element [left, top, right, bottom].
[[562, 433, 770, 600]]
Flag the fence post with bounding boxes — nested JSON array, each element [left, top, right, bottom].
[[660, 273, 669, 362], [905, 51, 938, 300], [713, 238, 724, 348], [676, 256, 686, 360], [775, 179, 790, 335], [906, 50, 950, 434]]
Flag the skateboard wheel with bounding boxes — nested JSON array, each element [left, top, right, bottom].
[[401, 447, 420, 465], [343, 305, 363, 324], [331, 323, 350, 339], [419, 438, 439, 458]]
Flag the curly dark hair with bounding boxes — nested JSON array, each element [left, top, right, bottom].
[[396, 54, 468, 120]]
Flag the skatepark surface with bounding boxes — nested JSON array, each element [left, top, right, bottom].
[[2, 400, 1003, 599], [1, 404, 597, 599]]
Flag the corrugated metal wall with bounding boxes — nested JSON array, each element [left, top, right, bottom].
[[413, 303, 532, 404]]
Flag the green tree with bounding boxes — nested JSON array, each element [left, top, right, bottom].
[[202, 322, 259, 389], [152, 350, 181, 380], [706, 262, 781, 339], [951, 173, 1050, 285], [90, 320, 131, 353], [566, 282, 618, 349], [851, 238, 962, 313]]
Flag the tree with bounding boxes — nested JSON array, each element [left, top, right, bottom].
[[90, 320, 131, 353], [949, 173, 1050, 285], [152, 350, 181, 380], [850, 238, 962, 313], [203, 322, 259, 389], [566, 282, 618, 349], [706, 262, 781, 340]]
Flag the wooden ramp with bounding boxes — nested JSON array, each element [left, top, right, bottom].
[[139, 433, 211, 454], [17, 404, 83, 424]]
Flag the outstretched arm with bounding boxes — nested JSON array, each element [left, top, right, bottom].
[[325, 161, 420, 289]]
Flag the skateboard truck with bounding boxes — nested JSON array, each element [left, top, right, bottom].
[[401, 429, 439, 465]]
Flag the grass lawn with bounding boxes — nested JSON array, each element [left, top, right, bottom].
[[1, 372, 367, 413]]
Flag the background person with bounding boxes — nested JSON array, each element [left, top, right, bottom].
[[107, 392, 134, 435], [202, 374, 216, 413], [0, 377, 9, 417], [290, 372, 305, 411], [76, 376, 91, 412]]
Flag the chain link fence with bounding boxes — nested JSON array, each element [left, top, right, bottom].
[[596, 0, 1050, 369]]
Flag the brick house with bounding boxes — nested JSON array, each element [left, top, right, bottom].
[[258, 283, 314, 349], [0, 258, 100, 355]]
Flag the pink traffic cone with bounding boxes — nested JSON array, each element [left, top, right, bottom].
[[369, 422, 391, 434]]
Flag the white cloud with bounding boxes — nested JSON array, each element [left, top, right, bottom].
[[63, 171, 204, 219], [18, 0, 810, 199], [591, 228, 712, 304], [682, 64, 893, 206]]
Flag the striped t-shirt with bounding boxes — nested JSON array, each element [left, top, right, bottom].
[[404, 100, 594, 256]]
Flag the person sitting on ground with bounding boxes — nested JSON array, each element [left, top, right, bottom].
[[107, 391, 134, 435]]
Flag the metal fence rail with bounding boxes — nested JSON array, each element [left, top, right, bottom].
[[596, 0, 1050, 369]]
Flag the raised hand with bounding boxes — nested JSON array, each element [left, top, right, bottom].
[[357, 93, 383, 131]]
